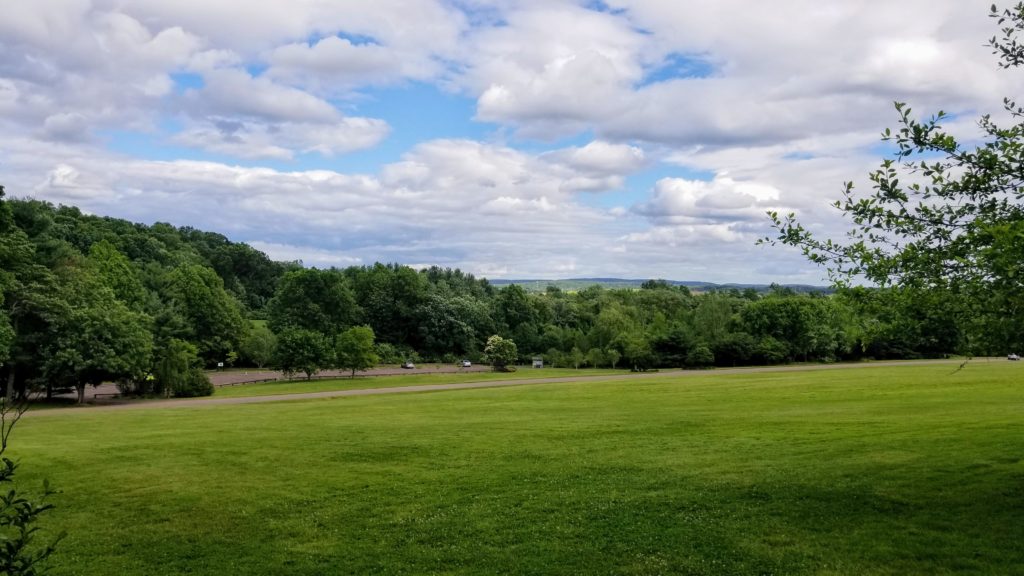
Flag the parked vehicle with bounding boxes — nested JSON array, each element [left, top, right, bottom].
[[460, 360, 472, 368], [401, 361, 416, 369], [1009, 353, 1020, 361]]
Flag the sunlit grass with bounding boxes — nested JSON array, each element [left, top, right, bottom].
[[13, 362, 1024, 575]]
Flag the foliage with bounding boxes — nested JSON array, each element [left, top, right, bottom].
[[153, 339, 213, 398], [0, 395, 63, 575], [764, 3, 1024, 352], [685, 344, 715, 368], [43, 269, 153, 403], [334, 326, 379, 378], [483, 335, 518, 372], [240, 324, 277, 369], [267, 269, 359, 336], [274, 329, 332, 380], [163, 264, 246, 366]]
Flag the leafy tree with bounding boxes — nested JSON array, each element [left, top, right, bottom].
[[335, 326, 379, 378], [267, 269, 359, 336], [765, 4, 1024, 352], [240, 324, 277, 369], [569, 346, 584, 369], [484, 335, 518, 372], [43, 270, 153, 404], [685, 344, 715, 368], [605, 348, 621, 369], [350, 263, 427, 347], [153, 338, 213, 398], [163, 264, 246, 366], [86, 240, 146, 310], [616, 331, 654, 372], [0, 309, 12, 370], [275, 329, 332, 380], [586, 347, 605, 368], [712, 332, 756, 367]]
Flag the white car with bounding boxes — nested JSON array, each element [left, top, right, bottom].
[[460, 360, 472, 368], [1009, 353, 1020, 361], [401, 361, 415, 369]]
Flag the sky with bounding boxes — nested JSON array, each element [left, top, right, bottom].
[[0, 1, 1018, 283]]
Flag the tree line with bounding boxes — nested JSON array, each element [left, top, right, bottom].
[[0, 188, 981, 402]]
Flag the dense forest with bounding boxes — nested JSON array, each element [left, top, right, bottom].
[[0, 187, 989, 402]]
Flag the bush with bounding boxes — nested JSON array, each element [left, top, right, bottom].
[[174, 368, 214, 398], [685, 344, 715, 369]]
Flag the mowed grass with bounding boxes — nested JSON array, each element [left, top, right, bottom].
[[11, 362, 1024, 575], [212, 367, 632, 398]]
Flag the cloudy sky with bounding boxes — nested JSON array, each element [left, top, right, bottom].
[[0, 1, 1017, 282]]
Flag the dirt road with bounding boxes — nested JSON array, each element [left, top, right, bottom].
[[28, 359, 970, 417]]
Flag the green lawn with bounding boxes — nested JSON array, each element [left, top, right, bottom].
[[212, 367, 633, 398], [11, 362, 1024, 575]]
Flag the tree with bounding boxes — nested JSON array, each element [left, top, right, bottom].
[[484, 335, 518, 372], [586, 347, 605, 368], [335, 326, 379, 378], [43, 270, 153, 404], [685, 344, 715, 369], [240, 324, 277, 368], [274, 329, 332, 380], [605, 348, 621, 370], [153, 338, 213, 398], [569, 346, 584, 369], [765, 4, 1024, 352], [162, 264, 246, 366], [267, 269, 359, 336], [86, 240, 146, 310]]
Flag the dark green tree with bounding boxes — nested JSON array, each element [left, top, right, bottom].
[[163, 264, 246, 366], [268, 269, 360, 336], [153, 338, 213, 398]]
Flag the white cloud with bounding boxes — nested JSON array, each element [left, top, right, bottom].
[[634, 174, 782, 227], [1, 0, 1017, 283]]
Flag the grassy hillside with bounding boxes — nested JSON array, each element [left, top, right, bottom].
[[12, 362, 1024, 575]]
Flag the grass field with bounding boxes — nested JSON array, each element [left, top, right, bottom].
[[11, 362, 1024, 575], [213, 367, 632, 398]]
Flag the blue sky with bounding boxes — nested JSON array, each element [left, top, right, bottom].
[[0, 0, 1010, 282]]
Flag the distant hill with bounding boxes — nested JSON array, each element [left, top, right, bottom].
[[488, 277, 831, 294]]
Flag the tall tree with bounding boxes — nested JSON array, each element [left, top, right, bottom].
[[163, 264, 246, 366]]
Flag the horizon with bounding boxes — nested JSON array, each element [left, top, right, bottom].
[[1, 1, 1014, 283]]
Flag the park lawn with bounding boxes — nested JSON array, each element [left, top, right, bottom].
[[10, 362, 1024, 575], [212, 367, 633, 398]]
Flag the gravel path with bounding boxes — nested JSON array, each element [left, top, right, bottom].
[[28, 359, 969, 417]]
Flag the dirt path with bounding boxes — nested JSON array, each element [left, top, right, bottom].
[[26, 359, 972, 417]]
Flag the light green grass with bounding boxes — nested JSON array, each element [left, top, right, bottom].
[[212, 367, 632, 398], [11, 362, 1024, 575]]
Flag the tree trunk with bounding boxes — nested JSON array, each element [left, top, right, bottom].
[[5, 371, 13, 403], [76, 383, 85, 404]]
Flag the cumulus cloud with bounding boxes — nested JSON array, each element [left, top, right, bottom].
[[0, 0, 1015, 283], [634, 174, 782, 227]]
